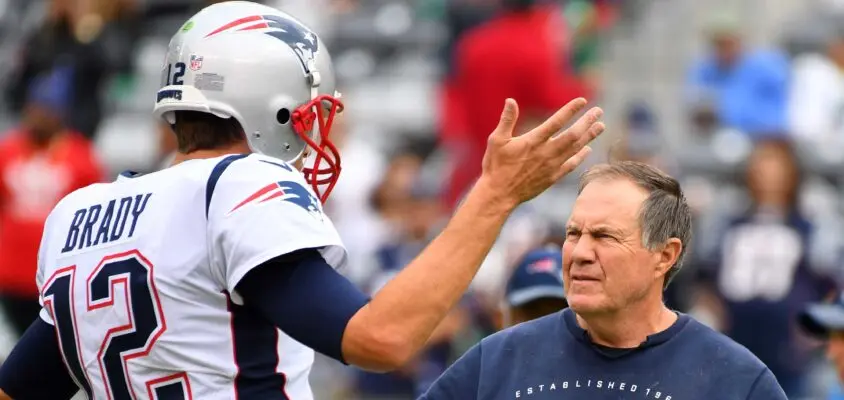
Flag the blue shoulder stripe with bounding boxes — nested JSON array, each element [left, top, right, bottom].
[[205, 154, 250, 218]]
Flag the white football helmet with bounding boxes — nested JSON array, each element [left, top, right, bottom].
[[152, 1, 344, 201]]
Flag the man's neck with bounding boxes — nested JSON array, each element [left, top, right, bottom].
[[170, 144, 251, 167], [575, 295, 677, 349]]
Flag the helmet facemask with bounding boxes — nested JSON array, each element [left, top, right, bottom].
[[291, 93, 344, 204]]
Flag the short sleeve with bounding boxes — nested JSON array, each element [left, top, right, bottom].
[[420, 341, 482, 400], [36, 210, 55, 325], [207, 155, 347, 300]]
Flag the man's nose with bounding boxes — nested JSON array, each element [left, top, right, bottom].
[[570, 235, 597, 266]]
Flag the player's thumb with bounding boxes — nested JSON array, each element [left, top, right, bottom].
[[492, 98, 519, 141]]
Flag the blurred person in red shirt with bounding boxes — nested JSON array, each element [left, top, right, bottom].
[[442, 0, 590, 209], [3, 0, 139, 140], [0, 69, 103, 337]]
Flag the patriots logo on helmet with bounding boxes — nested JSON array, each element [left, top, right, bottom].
[[205, 14, 319, 75], [228, 180, 323, 219]]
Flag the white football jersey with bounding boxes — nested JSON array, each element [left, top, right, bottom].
[[35, 153, 347, 400]]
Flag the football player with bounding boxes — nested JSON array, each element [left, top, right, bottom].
[[0, 2, 604, 399], [799, 291, 844, 399]]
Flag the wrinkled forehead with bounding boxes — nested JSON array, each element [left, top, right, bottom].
[[567, 178, 648, 229]]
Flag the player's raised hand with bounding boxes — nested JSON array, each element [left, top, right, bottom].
[[478, 97, 605, 208]]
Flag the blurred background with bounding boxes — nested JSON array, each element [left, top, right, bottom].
[[1, 0, 844, 399]]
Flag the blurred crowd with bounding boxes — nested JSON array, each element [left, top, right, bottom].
[[4, 0, 844, 399]]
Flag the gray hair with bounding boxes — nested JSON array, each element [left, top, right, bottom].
[[577, 161, 692, 289]]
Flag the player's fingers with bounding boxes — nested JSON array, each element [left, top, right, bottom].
[[553, 146, 593, 181], [567, 121, 605, 157], [544, 120, 603, 170], [549, 107, 604, 152], [524, 98, 588, 144], [490, 98, 520, 141]]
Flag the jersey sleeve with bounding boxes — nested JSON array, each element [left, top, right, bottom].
[[419, 341, 483, 400], [207, 155, 347, 300], [237, 249, 369, 363], [36, 208, 57, 325], [0, 318, 80, 399]]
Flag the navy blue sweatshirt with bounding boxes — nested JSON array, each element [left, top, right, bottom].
[[420, 308, 786, 400]]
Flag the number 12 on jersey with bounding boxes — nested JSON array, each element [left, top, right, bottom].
[[42, 250, 191, 400]]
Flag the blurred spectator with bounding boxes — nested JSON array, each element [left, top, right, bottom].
[[3, 0, 139, 139], [441, 0, 589, 208], [695, 138, 836, 398], [369, 173, 443, 292], [610, 102, 682, 196], [440, 0, 497, 78], [351, 164, 470, 399], [685, 12, 790, 136], [371, 151, 424, 223], [500, 245, 567, 328], [788, 27, 844, 149], [0, 71, 103, 337], [613, 102, 664, 165], [799, 291, 844, 400], [564, 0, 614, 94], [323, 137, 388, 285]]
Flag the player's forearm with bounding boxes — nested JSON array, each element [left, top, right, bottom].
[[0, 388, 11, 400], [343, 179, 513, 371]]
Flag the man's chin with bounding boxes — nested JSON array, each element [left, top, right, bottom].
[[567, 294, 610, 315]]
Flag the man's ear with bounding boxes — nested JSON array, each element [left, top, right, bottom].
[[655, 238, 683, 279]]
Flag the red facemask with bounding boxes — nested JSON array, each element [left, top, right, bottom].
[[291, 94, 344, 204]]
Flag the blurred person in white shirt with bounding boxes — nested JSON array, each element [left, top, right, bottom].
[[788, 28, 844, 148]]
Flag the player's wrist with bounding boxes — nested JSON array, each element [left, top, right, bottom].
[[466, 177, 519, 216]]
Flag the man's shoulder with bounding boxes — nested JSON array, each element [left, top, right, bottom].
[[675, 317, 787, 398], [206, 154, 305, 189], [679, 316, 768, 372], [50, 180, 109, 214], [53, 156, 229, 215], [206, 154, 324, 217]]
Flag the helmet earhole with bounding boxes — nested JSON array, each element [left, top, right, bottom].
[[276, 108, 291, 124]]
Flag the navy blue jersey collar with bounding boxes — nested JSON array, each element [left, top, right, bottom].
[[562, 308, 690, 355], [118, 170, 142, 179]]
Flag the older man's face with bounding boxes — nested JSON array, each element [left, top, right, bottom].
[[562, 178, 662, 315]]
